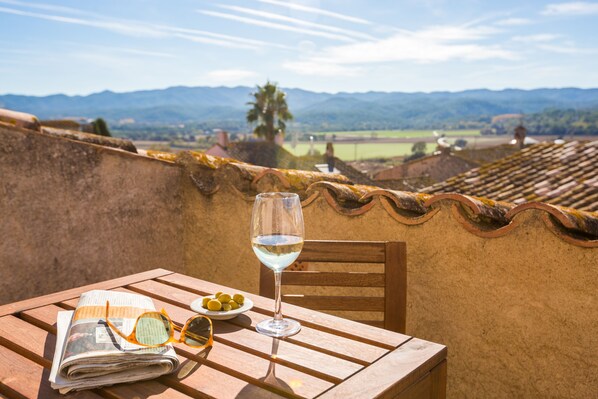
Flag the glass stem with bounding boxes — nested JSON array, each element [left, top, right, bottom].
[[273, 271, 283, 322]]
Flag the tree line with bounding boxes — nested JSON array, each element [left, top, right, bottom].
[[481, 108, 598, 136]]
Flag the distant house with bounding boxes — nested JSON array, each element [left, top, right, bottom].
[[491, 114, 523, 124], [205, 130, 377, 185], [40, 118, 94, 133], [423, 141, 598, 211], [373, 152, 480, 190]]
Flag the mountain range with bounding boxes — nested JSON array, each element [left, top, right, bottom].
[[1, 86, 597, 130]]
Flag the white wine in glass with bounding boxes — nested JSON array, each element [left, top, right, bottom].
[[251, 192, 304, 337]]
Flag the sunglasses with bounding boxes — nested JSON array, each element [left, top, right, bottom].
[[105, 301, 213, 349]]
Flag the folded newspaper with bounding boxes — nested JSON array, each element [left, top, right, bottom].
[[49, 290, 179, 393]]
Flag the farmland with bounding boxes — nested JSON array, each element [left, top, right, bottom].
[[285, 129, 505, 160], [311, 129, 481, 139]]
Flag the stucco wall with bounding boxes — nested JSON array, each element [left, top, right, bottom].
[[0, 125, 186, 303], [181, 184, 597, 398], [1, 124, 596, 397]]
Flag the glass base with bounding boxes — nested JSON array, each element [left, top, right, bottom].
[[256, 318, 301, 338]]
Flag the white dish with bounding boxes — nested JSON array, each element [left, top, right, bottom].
[[190, 296, 254, 320]]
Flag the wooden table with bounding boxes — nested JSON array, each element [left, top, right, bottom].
[[0, 269, 447, 398]]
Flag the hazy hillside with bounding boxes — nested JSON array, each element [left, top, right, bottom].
[[1, 86, 597, 130]]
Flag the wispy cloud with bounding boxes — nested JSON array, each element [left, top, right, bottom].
[[217, 5, 375, 40], [98, 47, 175, 58], [512, 34, 561, 42], [197, 10, 357, 42], [495, 17, 533, 26], [0, 0, 85, 15], [541, 2, 598, 15], [257, 0, 371, 25], [281, 61, 362, 77], [283, 24, 516, 77], [0, 6, 165, 37], [206, 69, 258, 83], [71, 51, 136, 69], [163, 26, 291, 50], [0, 4, 286, 51], [537, 43, 598, 54]]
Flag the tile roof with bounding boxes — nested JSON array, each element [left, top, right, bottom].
[[207, 141, 378, 186], [373, 153, 480, 183], [223, 141, 318, 171], [423, 142, 598, 212]]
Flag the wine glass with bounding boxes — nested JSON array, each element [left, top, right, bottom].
[[251, 192, 304, 338]]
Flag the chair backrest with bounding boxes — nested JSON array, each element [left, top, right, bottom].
[[259, 240, 406, 333]]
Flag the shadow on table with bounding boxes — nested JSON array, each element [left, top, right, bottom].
[[236, 338, 294, 398], [213, 314, 252, 335], [174, 346, 212, 380]]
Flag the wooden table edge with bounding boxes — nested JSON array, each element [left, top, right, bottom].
[[0, 268, 174, 316], [316, 339, 447, 399]]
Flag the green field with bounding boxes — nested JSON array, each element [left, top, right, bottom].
[[311, 129, 480, 139], [285, 142, 430, 160]]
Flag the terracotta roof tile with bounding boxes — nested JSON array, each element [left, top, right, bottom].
[[0, 108, 41, 131], [423, 142, 598, 212]]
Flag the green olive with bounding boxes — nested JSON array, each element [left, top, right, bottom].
[[214, 291, 222, 299], [233, 294, 244, 305], [222, 303, 232, 311], [202, 297, 211, 308], [229, 300, 240, 310], [218, 294, 232, 303], [207, 299, 222, 311]]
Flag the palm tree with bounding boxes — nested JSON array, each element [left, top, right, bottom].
[[246, 81, 293, 143]]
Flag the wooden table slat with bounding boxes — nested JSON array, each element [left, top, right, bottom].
[[159, 355, 290, 399], [103, 380, 194, 399], [3, 310, 286, 399], [157, 273, 408, 349], [58, 296, 334, 399], [128, 281, 362, 383], [0, 317, 193, 399], [0, 345, 102, 399], [108, 288, 338, 397], [122, 281, 389, 365], [20, 304, 64, 335], [0, 269, 174, 317], [318, 339, 447, 399], [0, 269, 447, 399], [0, 316, 55, 368]]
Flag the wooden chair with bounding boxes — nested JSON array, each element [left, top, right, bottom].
[[259, 240, 406, 333]]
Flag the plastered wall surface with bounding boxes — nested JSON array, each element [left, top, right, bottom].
[[182, 190, 596, 398], [0, 126, 186, 303], [1, 124, 596, 398]]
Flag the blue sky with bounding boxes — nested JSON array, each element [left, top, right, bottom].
[[1, 0, 597, 95]]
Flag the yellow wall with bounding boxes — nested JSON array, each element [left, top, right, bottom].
[[0, 125, 186, 303], [1, 124, 596, 397], [182, 184, 596, 398]]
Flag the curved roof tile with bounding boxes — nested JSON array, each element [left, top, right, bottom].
[[154, 149, 596, 244]]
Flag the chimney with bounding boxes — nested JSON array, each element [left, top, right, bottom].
[[514, 125, 526, 150], [216, 129, 229, 148], [274, 131, 285, 146]]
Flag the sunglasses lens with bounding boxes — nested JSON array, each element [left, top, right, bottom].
[[135, 312, 171, 345], [184, 317, 212, 347]]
